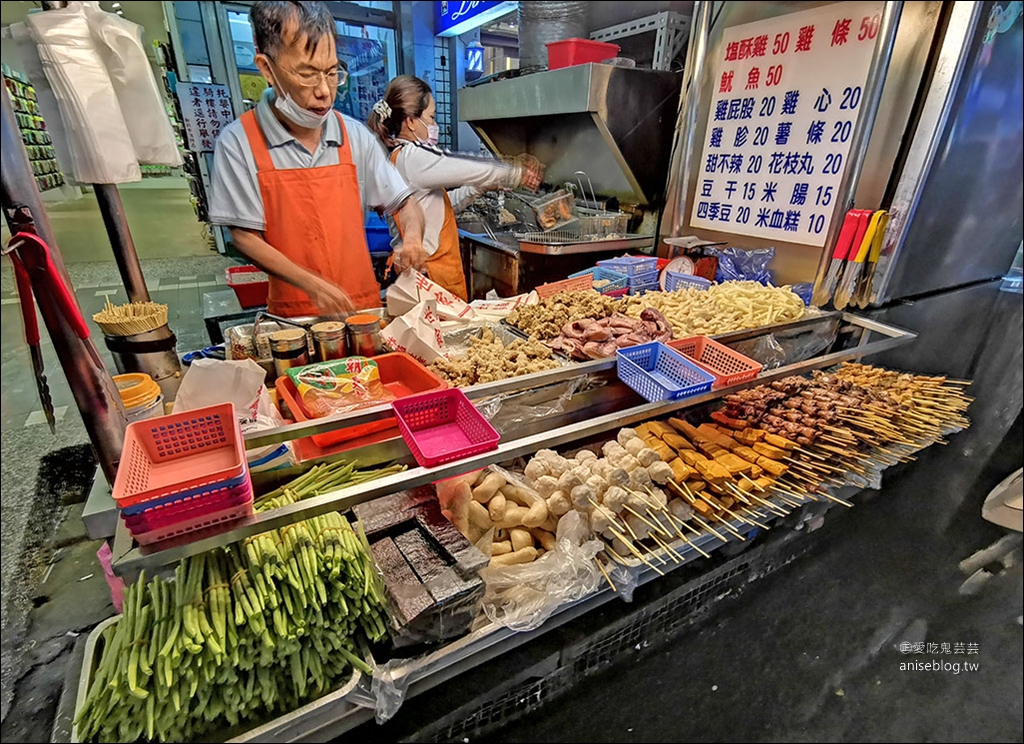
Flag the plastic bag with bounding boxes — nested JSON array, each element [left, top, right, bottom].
[[83, 3, 182, 166], [23, 3, 140, 184], [479, 508, 604, 632], [475, 374, 599, 434], [174, 358, 296, 472], [714, 246, 776, 285], [286, 357, 394, 418], [348, 657, 412, 724], [727, 310, 840, 368]]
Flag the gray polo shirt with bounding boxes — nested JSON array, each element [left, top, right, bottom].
[[209, 91, 412, 232]]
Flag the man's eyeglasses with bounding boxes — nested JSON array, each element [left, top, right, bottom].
[[267, 56, 348, 88]]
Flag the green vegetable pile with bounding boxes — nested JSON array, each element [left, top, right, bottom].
[[76, 460, 404, 742]]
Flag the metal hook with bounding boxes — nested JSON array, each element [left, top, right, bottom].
[[573, 171, 598, 206]]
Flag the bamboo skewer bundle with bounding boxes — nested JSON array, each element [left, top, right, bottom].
[[92, 297, 169, 336]]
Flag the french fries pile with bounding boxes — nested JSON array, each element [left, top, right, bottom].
[[623, 281, 805, 337]]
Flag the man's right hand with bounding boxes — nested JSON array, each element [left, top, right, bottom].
[[307, 278, 355, 316]]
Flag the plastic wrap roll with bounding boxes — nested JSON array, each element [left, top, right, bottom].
[[518, 1, 590, 71]]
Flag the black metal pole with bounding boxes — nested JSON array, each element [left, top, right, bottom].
[[1, 84, 126, 484], [94, 184, 151, 303]]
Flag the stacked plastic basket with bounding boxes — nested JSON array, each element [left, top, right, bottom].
[[111, 403, 253, 545], [598, 256, 660, 295], [568, 266, 629, 296]]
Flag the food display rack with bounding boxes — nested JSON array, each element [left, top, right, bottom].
[[96, 312, 915, 742], [110, 312, 909, 576]]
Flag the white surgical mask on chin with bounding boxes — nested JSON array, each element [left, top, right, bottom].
[[273, 88, 331, 129]]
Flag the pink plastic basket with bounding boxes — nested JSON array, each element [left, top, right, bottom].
[[392, 389, 500, 468], [129, 488, 254, 546], [112, 403, 247, 509], [668, 335, 763, 388], [122, 480, 252, 532]]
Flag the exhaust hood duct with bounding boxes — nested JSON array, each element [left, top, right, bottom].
[[460, 63, 682, 207], [518, 1, 589, 71]]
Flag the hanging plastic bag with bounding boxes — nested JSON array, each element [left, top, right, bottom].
[[24, 2, 141, 183], [82, 2, 182, 166], [174, 358, 296, 472]]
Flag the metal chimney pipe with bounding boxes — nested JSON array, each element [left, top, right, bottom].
[[518, 1, 589, 72]]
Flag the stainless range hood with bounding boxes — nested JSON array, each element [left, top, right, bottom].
[[459, 64, 682, 207]]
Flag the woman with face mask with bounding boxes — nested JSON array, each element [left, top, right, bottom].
[[367, 76, 544, 301], [209, 1, 428, 317]]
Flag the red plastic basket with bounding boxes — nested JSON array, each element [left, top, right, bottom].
[[226, 265, 269, 309], [546, 39, 621, 69], [668, 335, 763, 388], [130, 488, 254, 546], [275, 353, 447, 448], [392, 389, 500, 468], [535, 274, 595, 299], [112, 403, 248, 509]]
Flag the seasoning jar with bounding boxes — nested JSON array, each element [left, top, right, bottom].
[[113, 373, 164, 424], [311, 321, 348, 361], [346, 313, 385, 357], [269, 328, 311, 378]]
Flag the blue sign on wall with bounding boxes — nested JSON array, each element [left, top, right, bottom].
[[435, 1, 518, 38]]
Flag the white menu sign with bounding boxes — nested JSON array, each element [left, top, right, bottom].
[[689, 1, 885, 246], [176, 82, 235, 152]]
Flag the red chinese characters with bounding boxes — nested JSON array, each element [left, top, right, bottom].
[[720, 70, 735, 93], [725, 33, 770, 60], [796, 24, 815, 52], [831, 18, 852, 46], [746, 67, 761, 90]]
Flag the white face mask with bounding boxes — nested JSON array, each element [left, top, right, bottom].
[[418, 119, 440, 147], [273, 88, 332, 129]]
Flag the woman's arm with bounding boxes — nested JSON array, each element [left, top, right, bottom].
[[397, 146, 520, 193]]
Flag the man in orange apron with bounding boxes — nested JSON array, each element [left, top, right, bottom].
[[209, 1, 426, 317]]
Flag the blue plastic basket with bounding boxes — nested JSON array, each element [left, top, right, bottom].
[[617, 342, 715, 402], [626, 269, 660, 287], [598, 255, 658, 277], [569, 266, 629, 294], [628, 281, 661, 296], [665, 272, 712, 292]]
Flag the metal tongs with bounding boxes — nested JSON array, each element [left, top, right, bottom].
[[4, 231, 105, 433], [252, 310, 318, 340]]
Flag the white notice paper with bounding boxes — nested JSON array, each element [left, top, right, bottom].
[[176, 81, 235, 152], [689, 1, 885, 247]]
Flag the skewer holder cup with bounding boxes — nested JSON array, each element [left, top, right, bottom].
[[103, 323, 181, 401]]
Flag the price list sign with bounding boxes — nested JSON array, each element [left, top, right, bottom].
[[690, 1, 885, 246], [176, 82, 235, 152]]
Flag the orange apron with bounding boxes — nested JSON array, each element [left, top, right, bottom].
[[241, 111, 380, 316], [389, 146, 469, 301]]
